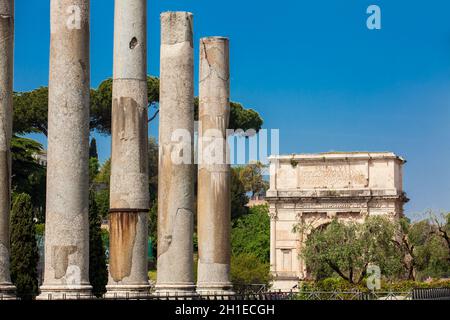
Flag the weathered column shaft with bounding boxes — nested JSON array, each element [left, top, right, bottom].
[[156, 11, 195, 295], [0, 0, 15, 299], [39, 0, 92, 299], [107, 0, 149, 297], [196, 37, 233, 295]]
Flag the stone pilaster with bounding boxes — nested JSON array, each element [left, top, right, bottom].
[[196, 37, 233, 296], [38, 0, 92, 300], [155, 12, 196, 296], [105, 0, 150, 299], [0, 0, 16, 300], [269, 205, 278, 275]]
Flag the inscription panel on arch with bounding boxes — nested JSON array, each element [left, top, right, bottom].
[[297, 161, 368, 189]]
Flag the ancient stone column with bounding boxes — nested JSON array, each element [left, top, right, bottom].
[[196, 37, 233, 295], [155, 11, 196, 296], [0, 0, 16, 300], [38, 0, 92, 300], [106, 0, 150, 298]]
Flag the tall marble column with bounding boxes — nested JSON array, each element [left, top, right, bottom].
[[38, 0, 92, 300], [0, 0, 16, 300], [196, 37, 233, 295], [106, 0, 150, 298], [155, 11, 196, 296]]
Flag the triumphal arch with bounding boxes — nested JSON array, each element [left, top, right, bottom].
[[266, 152, 408, 291]]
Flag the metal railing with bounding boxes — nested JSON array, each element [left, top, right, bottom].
[[2, 287, 449, 301], [412, 288, 450, 300]]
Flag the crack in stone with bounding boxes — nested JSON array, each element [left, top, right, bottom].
[[158, 207, 193, 257], [199, 41, 230, 84]]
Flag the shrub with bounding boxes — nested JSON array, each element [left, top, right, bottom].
[[231, 205, 270, 263], [10, 193, 39, 300], [230, 253, 271, 286]]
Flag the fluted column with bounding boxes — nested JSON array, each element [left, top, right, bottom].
[[38, 0, 92, 300], [155, 11, 196, 296], [0, 0, 15, 300], [106, 0, 150, 298], [196, 37, 233, 295]]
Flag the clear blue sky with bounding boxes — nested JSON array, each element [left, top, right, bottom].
[[14, 0, 450, 218]]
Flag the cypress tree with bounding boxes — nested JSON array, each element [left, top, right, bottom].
[[89, 138, 98, 159], [89, 189, 108, 297], [10, 193, 39, 300]]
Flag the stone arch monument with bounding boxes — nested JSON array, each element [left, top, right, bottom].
[[266, 152, 409, 291]]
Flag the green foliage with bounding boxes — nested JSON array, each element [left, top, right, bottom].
[[90, 76, 160, 135], [11, 136, 46, 222], [13, 77, 263, 138], [35, 223, 45, 237], [94, 158, 111, 185], [381, 279, 450, 291], [434, 212, 450, 259], [231, 205, 270, 263], [300, 278, 366, 292], [299, 278, 450, 294], [13, 87, 49, 136], [230, 253, 271, 286], [194, 99, 263, 132], [234, 162, 269, 197], [148, 137, 159, 203], [89, 157, 100, 185], [230, 167, 249, 220], [413, 231, 450, 280], [392, 217, 450, 281], [95, 188, 110, 219], [230, 205, 271, 286], [10, 193, 39, 300], [88, 190, 108, 298], [229, 102, 263, 132], [89, 138, 98, 159], [301, 216, 403, 284], [148, 201, 158, 255]]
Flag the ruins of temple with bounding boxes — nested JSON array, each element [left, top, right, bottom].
[[266, 152, 409, 291]]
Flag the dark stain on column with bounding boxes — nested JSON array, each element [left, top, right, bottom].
[[109, 212, 138, 282]]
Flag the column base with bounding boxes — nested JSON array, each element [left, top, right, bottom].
[[154, 283, 198, 299], [104, 284, 151, 300], [0, 284, 16, 300], [37, 285, 93, 300]]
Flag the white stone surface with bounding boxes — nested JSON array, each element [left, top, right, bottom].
[[266, 152, 408, 291], [155, 12, 196, 296], [106, 0, 150, 298], [38, 0, 92, 300], [0, 0, 15, 299], [196, 37, 233, 295]]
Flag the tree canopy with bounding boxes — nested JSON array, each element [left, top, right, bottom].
[[13, 87, 49, 136], [11, 136, 46, 222], [300, 215, 450, 285], [13, 76, 263, 137], [300, 216, 403, 284], [234, 162, 269, 198]]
